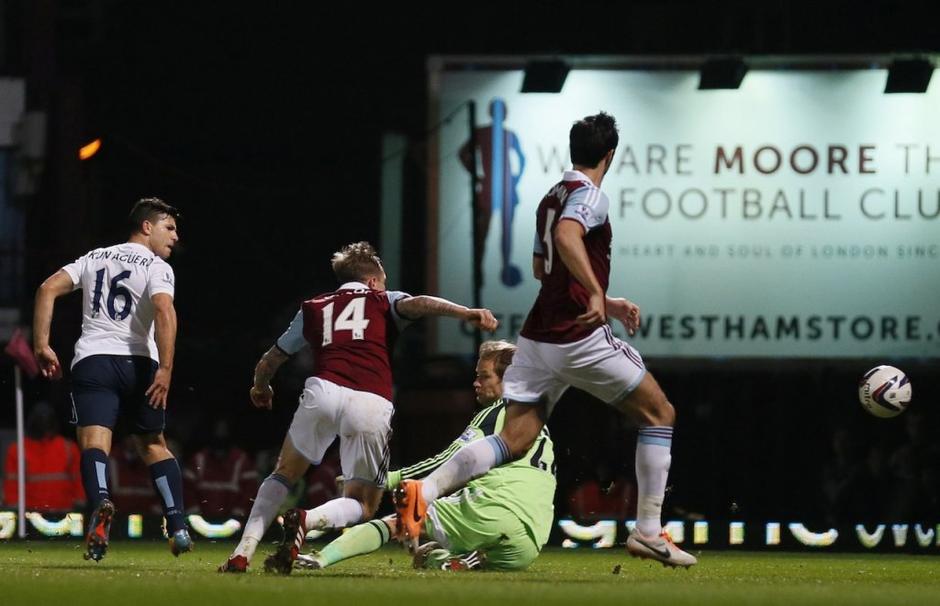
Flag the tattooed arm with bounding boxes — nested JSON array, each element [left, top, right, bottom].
[[396, 296, 498, 331], [249, 346, 290, 410]]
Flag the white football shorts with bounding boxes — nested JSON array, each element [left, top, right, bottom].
[[288, 377, 393, 486], [502, 325, 647, 413]]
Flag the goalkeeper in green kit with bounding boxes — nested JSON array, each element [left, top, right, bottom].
[[290, 340, 556, 572]]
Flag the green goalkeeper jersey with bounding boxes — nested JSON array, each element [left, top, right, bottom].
[[387, 400, 556, 548]]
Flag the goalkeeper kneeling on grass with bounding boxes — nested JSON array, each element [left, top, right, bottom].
[[297, 341, 556, 572]]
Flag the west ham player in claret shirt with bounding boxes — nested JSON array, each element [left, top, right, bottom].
[[395, 113, 697, 568], [221, 242, 497, 573], [32, 198, 193, 562]]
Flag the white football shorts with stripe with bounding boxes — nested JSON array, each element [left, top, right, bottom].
[[288, 377, 393, 487], [502, 325, 646, 413]]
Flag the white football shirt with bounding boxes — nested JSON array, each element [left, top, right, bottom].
[[558, 173, 609, 232], [62, 242, 175, 367]]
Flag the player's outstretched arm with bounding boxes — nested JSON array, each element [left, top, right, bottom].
[[249, 346, 289, 410], [396, 296, 498, 332], [32, 270, 73, 380], [554, 220, 606, 327], [146, 293, 176, 409], [606, 297, 641, 336]]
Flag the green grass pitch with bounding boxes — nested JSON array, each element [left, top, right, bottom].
[[1, 542, 939, 606]]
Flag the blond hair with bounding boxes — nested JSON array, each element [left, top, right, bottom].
[[331, 241, 384, 283], [478, 340, 517, 379]]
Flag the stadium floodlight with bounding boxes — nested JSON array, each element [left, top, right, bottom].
[[521, 60, 570, 93], [884, 58, 934, 93], [79, 138, 102, 160], [698, 58, 747, 90]]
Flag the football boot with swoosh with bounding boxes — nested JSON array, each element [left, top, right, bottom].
[[393, 480, 427, 551], [626, 529, 697, 568]]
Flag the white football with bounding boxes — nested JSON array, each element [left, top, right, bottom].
[[858, 365, 912, 418]]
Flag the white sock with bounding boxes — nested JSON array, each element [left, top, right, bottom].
[[635, 426, 673, 537], [232, 474, 291, 561], [421, 435, 509, 502], [303, 497, 364, 531]]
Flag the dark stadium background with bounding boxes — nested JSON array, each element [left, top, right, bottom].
[[2, 1, 938, 527]]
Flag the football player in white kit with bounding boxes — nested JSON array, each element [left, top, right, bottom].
[[32, 197, 193, 562]]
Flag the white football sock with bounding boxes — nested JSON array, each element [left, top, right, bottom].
[[232, 474, 291, 561], [421, 435, 509, 502], [303, 497, 364, 531], [635, 426, 673, 537]]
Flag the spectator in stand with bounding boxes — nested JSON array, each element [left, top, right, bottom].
[[887, 411, 940, 522], [184, 420, 258, 518], [3, 402, 84, 511], [109, 436, 164, 516], [820, 427, 866, 525], [568, 462, 636, 522]]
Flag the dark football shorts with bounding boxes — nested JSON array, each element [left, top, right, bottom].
[[70, 354, 165, 434]]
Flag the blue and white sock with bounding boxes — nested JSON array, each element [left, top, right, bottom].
[[80, 448, 111, 510], [149, 458, 186, 533], [636, 426, 673, 537], [421, 435, 510, 502]]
